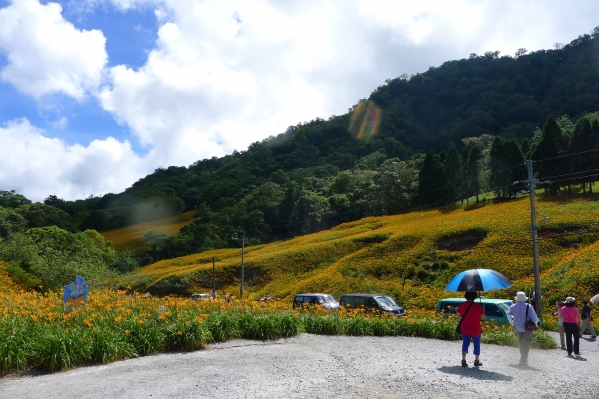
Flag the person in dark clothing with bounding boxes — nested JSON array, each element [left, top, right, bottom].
[[580, 300, 597, 338], [561, 297, 582, 356]]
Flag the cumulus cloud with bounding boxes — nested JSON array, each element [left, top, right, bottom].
[[97, 0, 599, 169], [0, 0, 108, 100], [2, 0, 599, 201], [0, 118, 145, 201]]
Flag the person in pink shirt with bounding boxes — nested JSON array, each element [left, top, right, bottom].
[[561, 296, 582, 356], [456, 291, 486, 367]]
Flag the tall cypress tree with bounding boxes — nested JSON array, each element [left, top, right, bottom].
[[489, 137, 509, 198], [531, 115, 565, 195], [571, 117, 593, 192], [418, 151, 445, 206], [520, 138, 530, 158], [460, 147, 471, 203], [444, 142, 464, 204], [504, 139, 526, 196], [467, 145, 483, 203]]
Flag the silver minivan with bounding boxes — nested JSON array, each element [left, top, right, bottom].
[[293, 293, 339, 310]]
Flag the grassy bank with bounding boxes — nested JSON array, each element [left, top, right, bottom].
[[115, 197, 599, 310], [0, 290, 556, 374]]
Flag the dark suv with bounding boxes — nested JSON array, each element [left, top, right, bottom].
[[339, 293, 406, 316], [293, 293, 339, 310]]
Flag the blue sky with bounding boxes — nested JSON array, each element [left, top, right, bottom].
[[1, 0, 598, 202]]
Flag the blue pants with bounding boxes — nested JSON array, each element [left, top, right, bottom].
[[461, 333, 481, 355]]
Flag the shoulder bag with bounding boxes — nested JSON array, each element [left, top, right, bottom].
[[456, 302, 474, 334], [525, 304, 538, 332]]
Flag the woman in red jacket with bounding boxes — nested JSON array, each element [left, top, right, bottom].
[[456, 291, 486, 367]]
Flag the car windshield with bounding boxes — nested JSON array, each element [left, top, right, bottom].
[[497, 302, 511, 314], [375, 296, 397, 307], [322, 295, 337, 303]]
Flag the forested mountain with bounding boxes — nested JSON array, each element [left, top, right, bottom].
[[2, 28, 599, 271]]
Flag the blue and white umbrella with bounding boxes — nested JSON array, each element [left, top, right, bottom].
[[445, 269, 513, 292]]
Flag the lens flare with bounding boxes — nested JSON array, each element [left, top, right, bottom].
[[349, 100, 381, 140]]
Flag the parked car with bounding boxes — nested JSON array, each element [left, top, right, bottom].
[[190, 293, 212, 300], [339, 293, 406, 316], [293, 293, 339, 310], [436, 298, 514, 324]]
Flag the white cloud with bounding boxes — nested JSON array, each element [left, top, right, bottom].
[[0, 118, 146, 201], [96, 0, 599, 173], [2, 0, 599, 202], [0, 0, 108, 100], [50, 116, 69, 130]]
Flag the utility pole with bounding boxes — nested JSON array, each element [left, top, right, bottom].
[[232, 231, 246, 300], [516, 160, 550, 324], [212, 256, 216, 296]]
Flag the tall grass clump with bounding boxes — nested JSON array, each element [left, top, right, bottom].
[[0, 289, 558, 375]]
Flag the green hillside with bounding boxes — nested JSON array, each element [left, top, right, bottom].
[[41, 29, 599, 249], [116, 195, 599, 315]]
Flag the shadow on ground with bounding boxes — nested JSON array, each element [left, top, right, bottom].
[[437, 366, 513, 381]]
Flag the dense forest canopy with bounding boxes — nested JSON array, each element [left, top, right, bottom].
[[2, 28, 599, 279]]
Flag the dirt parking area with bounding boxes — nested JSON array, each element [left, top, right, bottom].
[[1, 333, 598, 398]]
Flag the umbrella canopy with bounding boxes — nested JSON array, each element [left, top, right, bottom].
[[590, 294, 599, 305], [445, 269, 513, 292]]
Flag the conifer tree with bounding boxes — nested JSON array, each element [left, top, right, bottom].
[[444, 142, 464, 203], [571, 117, 593, 192], [520, 138, 530, 158], [504, 139, 526, 196], [467, 145, 483, 203], [489, 137, 509, 198], [418, 151, 445, 206], [531, 115, 565, 195]]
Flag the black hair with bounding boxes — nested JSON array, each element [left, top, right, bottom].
[[583, 300, 588, 304], [464, 291, 477, 301], [565, 301, 576, 307]]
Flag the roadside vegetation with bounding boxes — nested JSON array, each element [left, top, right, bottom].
[[114, 195, 599, 313], [0, 289, 555, 375]]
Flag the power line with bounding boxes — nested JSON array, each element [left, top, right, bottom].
[[531, 148, 599, 164], [550, 173, 599, 185], [537, 168, 599, 181]]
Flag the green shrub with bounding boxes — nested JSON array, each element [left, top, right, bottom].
[[206, 311, 242, 342]]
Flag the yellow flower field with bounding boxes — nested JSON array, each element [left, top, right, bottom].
[[113, 196, 599, 312], [101, 211, 195, 253]]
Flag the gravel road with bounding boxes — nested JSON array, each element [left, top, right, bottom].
[[1, 333, 598, 399]]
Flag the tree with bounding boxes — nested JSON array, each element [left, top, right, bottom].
[[16, 203, 74, 231], [530, 115, 566, 195], [514, 48, 528, 58], [489, 137, 509, 198], [466, 145, 483, 203], [374, 159, 416, 214], [503, 139, 526, 196], [418, 151, 446, 206], [443, 142, 464, 203], [520, 138, 530, 158], [110, 250, 138, 274], [571, 117, 593, 192], [0, 190, 31, 208], [0, 206, 27, 239], [0, 226, 114, 290], [44, 195, 65, 206]]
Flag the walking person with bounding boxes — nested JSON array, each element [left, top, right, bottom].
[[507, 291, 538, 366], [552, 301, 566, 349], [579, 300, 597, 338], [456, 291, 486, 367], [561, 297, 582, 356]]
